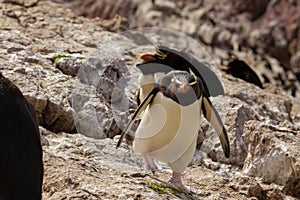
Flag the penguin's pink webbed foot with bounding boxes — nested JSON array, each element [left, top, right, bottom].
[[142, 155, 158, 174], [169, 171, 190, 193]]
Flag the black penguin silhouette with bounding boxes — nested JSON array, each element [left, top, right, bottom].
[[0, 72, 43, 200], [222, 59, 263, 89]]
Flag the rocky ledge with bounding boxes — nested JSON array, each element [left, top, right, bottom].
[[0, 0, 299, 199]]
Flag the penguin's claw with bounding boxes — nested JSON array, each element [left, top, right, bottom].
[[143, 155, 158, 174], [169, 172, 190, 193]]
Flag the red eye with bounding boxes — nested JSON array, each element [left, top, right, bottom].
[[192, 85, 198, 91]]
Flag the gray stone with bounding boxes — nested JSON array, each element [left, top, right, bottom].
[[1, 0, 300, 199], [243, 120, 300, 186]]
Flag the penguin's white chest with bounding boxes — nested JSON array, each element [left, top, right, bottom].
[[133, 92, 202, 164]]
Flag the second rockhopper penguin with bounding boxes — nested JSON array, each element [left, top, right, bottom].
[[117, 48, 230, 192]]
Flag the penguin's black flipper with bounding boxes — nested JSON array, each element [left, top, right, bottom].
[[135, 89, 141, 106], [191, 60, 225, 96], [116, 86, 159, 148], [201, 95, 230, 158]]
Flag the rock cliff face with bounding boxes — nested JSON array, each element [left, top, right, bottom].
[[55, 0, 300, 98], [0, 0, 299, 199]]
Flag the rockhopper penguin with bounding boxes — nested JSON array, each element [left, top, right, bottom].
[[117, 47, 230, 191], [221, 57, 263, 89]]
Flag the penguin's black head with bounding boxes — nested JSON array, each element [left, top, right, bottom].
[[158, 71, 203, 106], [137, 46, 194, 75], [137, 46, 171, 75], [140, 46, 170, 62], [139, 46, 185, 66]]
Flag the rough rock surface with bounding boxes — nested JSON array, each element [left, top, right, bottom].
[[54, 0, 300, 98], [0, 0, 300, 199]]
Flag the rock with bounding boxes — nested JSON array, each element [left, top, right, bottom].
[[198, 77, 300, 197], [77, 59, 101, 87], [50, 0, 300, 98], [265, 188, 289, 200], [201, 96, 259, 166], [55, 56, 83, 77], [1, 0, 300, 199], [252, 0, 300, 66], [243, 120, 300, 185], [3, 0, 39, 7], [51, 0, 138, 21], [229, 176, 264, 199], [2, 71, 75, 133], [290, 51, 300, 75], [219, 77, 300, 194], [42, 132, 161, 199], [71, 83, 112, 139], [283, 159, 300, 198], [223, 75, 293, 124]]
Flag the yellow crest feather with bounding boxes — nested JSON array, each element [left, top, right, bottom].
[[188, 68, 197, 85], [154, 47, 168, 60]]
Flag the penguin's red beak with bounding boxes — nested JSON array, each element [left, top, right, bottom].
[[220, 66, 229, 71], [140, 54, 156, 61]]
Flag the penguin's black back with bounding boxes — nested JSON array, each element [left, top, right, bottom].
[[0, 73, 43, 200]]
